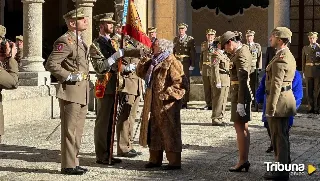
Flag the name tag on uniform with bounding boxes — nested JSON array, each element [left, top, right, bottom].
[[316, 52, 320, 57]]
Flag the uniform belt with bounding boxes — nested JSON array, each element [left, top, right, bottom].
[[306, 62, 320, 66], [219, 70, 229, 74], [231, 81, 239, 85], [265, 85, 291, 95], [82, 73, 90, 80], [203, 62, 211, 65], [175, 54, 190, 59]]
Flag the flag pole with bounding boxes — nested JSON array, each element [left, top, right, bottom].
[[108, 0, 129, 165]]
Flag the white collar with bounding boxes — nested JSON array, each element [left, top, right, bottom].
[[179, 34, 187, 40], [234, 44, 242, 53]]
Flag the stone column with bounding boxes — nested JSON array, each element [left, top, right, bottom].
[[78, 0, 96, 112], [268, 0, 290, 37], [154, 0, 176, 40], [78, 0, 96, 46], [147, 0, 155, 28], [20, 0, 51, 86]]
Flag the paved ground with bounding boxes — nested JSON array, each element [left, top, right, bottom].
[[1, 101, 320, 181]]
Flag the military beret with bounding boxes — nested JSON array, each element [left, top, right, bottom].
[[93, 13, 116, 23], [220, 31, 236, 47], [308, 32, 318, 38], [206, 29, 216, 35], [63, 8, 87, 20], [148, 27, 157, 33], [178, 23, 188, 29], [0, 25, 6, 38], [246, 30, 255, 36], [16, 35, 23, 41]]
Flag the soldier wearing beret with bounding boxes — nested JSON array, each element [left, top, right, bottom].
[[15, 35, 23, 66], [245, 30, 262, 110], [173, 23, 196, 108], [45, 8, 90, 175], [200, 29, 216, 110], [148, 27, 157, 44], [0, 25, 19, 143], [263, 27, 296, 181], [210, 36, 230, 126], [220, 31, 252, 172], [302, 32, 320, 114]]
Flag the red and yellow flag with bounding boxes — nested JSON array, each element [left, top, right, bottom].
[[122, 0, 152, 47]]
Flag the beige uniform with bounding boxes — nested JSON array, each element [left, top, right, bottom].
[[0, 56, 19, 140], [45, 31, 90, 168], [229, 45, 252, 122], [265, 47, 296, 167], [200, 41, 214, 106], [211, 50, 230, 119], [173, 35, 196, 105], [247, 43, 262, 106], [111, 36, 144, 155], [302, 44, 320, 111]]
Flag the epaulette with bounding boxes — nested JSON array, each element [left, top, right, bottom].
[[187, 36, 194, 40], [62, 33, 74, 45]]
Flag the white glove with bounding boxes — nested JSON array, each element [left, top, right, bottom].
[[104, 49, 124, 68], [200, 71, 202, 75], [111, 49, 124, 60], [236, 103, 246, 117], [124, 63, 136, 72], [216, 83, 222, 88], [66, 72, 83, 82], [189, 66, 194, 71]]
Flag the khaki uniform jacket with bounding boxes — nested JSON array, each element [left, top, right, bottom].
[[302, 44, 320, 77], [173, 35, 196, 67], [45, 31, 90, 105], [247, 42, 262, 72], [211, 50, 230, 87], [265, 48, 296, 117], [229, 45, 252, 104], [200, 41, 214, 76]]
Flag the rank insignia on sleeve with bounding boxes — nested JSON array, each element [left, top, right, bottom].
[[56, 44, 63, 51]]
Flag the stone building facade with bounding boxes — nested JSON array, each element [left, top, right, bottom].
[[0, 0, 312, 122]]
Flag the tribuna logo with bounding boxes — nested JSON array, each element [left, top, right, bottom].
[[264, 162, 305, 175]]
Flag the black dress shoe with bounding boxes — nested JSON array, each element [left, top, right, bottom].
[[263, 171, 289, 180], [76, 166, 88, 173], [145, 162, 162, 168], [162, 165, 181, 170], [229, 161, 250, 172], [117, 149, 142, 158], [96, 157, 122, 165], [266, 146, 273, 153], [61, 167, 85, 175]]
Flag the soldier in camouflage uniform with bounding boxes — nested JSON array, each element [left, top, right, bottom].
[[200, 29, 216, 110], [173, 23, 196, 109], [211, 36, 230, 126], [245, 30, 262, 110], [0, 25, 19, 143], [302, 32, 320, 114]]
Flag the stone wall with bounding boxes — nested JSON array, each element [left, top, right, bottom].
[[192, 6, 268, 48], [2, 86, 60, 124]]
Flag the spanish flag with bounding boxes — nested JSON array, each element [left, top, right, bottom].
[[122, 0, 152, 47]]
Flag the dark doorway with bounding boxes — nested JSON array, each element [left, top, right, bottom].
[[4, 0, 23, 41]]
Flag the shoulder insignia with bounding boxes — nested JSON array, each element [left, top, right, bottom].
[[279, 53, 286, 59], [67, 37, 73, 45], [55, 43, 64, 51], [188, 36, 194, 40]]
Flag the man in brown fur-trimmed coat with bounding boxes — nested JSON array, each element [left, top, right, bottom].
[[132, 39, 188, 170]]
